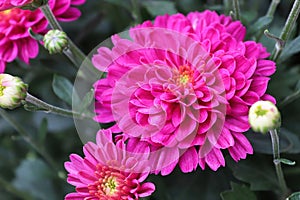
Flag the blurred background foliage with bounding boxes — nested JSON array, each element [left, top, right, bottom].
[[1, 0, 300, 199]]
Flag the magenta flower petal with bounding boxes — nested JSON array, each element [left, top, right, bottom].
[[137, 182, 156, 197], [178, 147, 198, 173], [199, 148, 225, 171], [228, 132, 253, 162], [0, 61, 5, 73]]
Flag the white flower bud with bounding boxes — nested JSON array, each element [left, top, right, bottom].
[[0, 74, 28, 109], [248, 100, 281, 134]]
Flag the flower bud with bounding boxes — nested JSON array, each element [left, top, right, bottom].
[[43, 30, 68, 54], [248, 100, 281, 134], [0, 74, 28, 109]]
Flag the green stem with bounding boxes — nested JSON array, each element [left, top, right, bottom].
[[0, 176, 32, 200], [25, 93, 92, 119], [40, 4, 62, 30], [266, 0, 281, 17], [271, 0, 300, 61], [232, 0, 241, 21], [269, 129, 289, 197], [0, 108, 58, 171], [256, 0, 280, 41], [40, 4, 99, 75]]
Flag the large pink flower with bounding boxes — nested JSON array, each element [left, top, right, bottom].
[[93, 11, 276, 175], [0, 0, 85, 72], [64, 130, 155, 200]]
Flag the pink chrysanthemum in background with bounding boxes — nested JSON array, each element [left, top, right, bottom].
[[0, 0, 33, 11], [93, 10, 276, 174], [65, 130, 155, 200], [0, 0, 85, 72]]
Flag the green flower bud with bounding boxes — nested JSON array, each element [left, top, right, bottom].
[[43, 29, 68, 54], [0, 74, 28, 110], [248, 100, 281, 134]]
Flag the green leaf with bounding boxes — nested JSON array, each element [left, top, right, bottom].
[[77, 89, 94, 113], [248, 16, 273, 36], [280, 90, 300, 107], [221, 182, 257, 200], [269, 67, 300, 101], [228, 155, 279, 191], [275, 158, 296, 166], [12, 158, 58, 200], [280, 35, 300, 61], [141, 1, 177, 17], [281, 80, 300, 107], [287, 192, 300, 200], [246, 128, 300, 154], [52, 74, 80, 106]]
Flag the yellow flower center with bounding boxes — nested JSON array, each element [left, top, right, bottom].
[[179, 74, 190, 85], [102, 176, 118, 196], [174, 65, 194, 86], [2, 9, 11, 15], [0, 78, 5, 96]]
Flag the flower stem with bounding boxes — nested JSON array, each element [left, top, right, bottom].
[[269, 129, 289, 197], [266, 0, 281, 17], [232, 0, 241, 21], [25, 93, 92, 119], [40, 4, 99, 75], [271, 0, 300, 61], [0, 108, 59, 172], [256, 0, 280, 41], [40, 4, 62, 30]]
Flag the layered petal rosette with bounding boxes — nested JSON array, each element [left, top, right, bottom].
[[65, 130, 155, 200], [93, 10, 276, 174], [0, 0, 33, 11], [0, 0, 85, 72]]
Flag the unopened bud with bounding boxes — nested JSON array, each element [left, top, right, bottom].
[[0, 74, 28, 109], [248, 100, 281, 134], [43, 30, 68, 54]]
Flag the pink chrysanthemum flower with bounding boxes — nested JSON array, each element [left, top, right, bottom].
[[65, 130, 155, 200], [93, 11, 276, 174], [0, 0, 34, 11], [0, 0, 85, 72]]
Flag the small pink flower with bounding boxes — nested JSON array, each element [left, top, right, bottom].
[[0, 0, 33, 11], [0, 0, 85, 72], [64, 130, 155, 200], [93, 11, 276, 174]]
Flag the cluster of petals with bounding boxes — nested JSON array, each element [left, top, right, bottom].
[[64, 130, 155, 200], [92, 10, 276, 174], [0, 0, 85, 72], [0, 0, 33, 11]]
